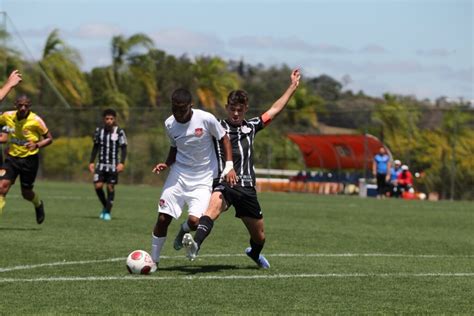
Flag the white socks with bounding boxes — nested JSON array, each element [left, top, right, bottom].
[[151, 234, 166, 263]]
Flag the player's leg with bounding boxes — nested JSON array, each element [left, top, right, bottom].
[[0, 156, 20, 214], [18, 155, 44, 224], [242, 217, 270, 269], [234, 188, 270, 268], [192, 191, 228, 247], [94, 170, 107, 218], [0, 179, 12, 215], [181, 184, 214, 260], [151, 172, 184, 265], [103, 182, 115, 221], [151, 212, 173, 264]]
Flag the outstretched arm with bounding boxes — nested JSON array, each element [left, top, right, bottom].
[[0, 70, 22, 102], [261, 68, 301, 124]]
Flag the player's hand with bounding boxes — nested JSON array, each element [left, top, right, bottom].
[[291, 68, 301, 88], [224, 169, 238, 187], [116, 163, 125, 173], [7, 70, 22, 87], [88, 163, 95, 173], [25, 141, 38, 151], [152, 163, 168, 174]]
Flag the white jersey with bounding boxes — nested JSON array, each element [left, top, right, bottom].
[[164, 109, 225, 186]]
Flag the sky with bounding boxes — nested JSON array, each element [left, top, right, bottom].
[[1, 0, 473, 101]]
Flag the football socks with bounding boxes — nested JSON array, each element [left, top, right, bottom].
[[151, 234, 166, 263], [194, 215, 214, 248], [248, 238, 265, 261], [0, 196, 5, 214], [95, 188, 107, 208], [31, 192, 41, 208], [106, 188, 115, 213]]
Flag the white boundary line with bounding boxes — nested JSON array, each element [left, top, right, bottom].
[[1, 253, 473, 273], [0, 273, 473, 283]]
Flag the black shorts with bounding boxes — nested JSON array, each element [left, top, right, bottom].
[[0, 154, 39, 189], [93, 170, 118, 184], [212, 179, 262, 219]]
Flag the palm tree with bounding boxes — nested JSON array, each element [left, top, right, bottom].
[[191, 56, 240, 111], [111, 33, 154, 84], [110, 34, 156, 107], [39, 29, 91, 107], [0, 29, 36, 99]]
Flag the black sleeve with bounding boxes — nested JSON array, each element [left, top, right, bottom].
[[120, 145, 127, 163], [89, 143, 99, 163]]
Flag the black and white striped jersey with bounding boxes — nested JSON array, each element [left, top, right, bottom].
[[215, 117, 265, 187], [91, 126, 127, 172]]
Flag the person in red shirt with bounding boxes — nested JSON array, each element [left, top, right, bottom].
[[397, 165, 413, 193]]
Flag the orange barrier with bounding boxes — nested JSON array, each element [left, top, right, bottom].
[[256, 179, 344, 194]]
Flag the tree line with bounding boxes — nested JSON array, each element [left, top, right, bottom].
[[1, 29, 473, 199]]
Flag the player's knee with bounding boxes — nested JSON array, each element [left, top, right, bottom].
[[0, 181, 10, 195], [20, 187, 34, 200], [187, 216, 200, 230], [94, 182, 104, 190]]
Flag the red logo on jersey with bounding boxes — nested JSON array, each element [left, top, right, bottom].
[[159, 199, 166, 208], [194, 128, 203, 137]]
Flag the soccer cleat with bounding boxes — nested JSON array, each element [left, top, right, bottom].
[[103, 212, 112, 221], [99, 209, 107, 219], [245, 247, 270, 269], [173, 228, 185, 250], [182, 233, 199, 261], [35, 201, 45, 224]]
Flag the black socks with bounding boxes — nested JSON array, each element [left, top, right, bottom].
[[95, 188, 107, 208], [194, 215, 214, 248], [248, 238, 265, 260]]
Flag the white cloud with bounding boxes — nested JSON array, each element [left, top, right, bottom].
[[360, 44, 387, 54], [228, 35, 351, 54], [150, 28, 226, 57], [72, 23, 122, 39], [416, 48, 456, 57]]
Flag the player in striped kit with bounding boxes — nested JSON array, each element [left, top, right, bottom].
[[89, 109, 127, 221], [182, 69, 301, 268]]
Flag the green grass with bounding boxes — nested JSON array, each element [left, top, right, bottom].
[[0, 181, 473, 314]]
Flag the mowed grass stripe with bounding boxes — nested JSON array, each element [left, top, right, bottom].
[[2, 253, 472, 273], [1, 272, 473, 283]]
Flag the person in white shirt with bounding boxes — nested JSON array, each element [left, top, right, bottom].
[[150, 88, 237, 269]]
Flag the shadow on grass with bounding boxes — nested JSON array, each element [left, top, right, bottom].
[[0, 226, 41, 231], [78, 216, 125, 221], [159, 264, 254, 274]]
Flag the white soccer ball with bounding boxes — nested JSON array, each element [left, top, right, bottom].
[[126, 250, 156, 275]]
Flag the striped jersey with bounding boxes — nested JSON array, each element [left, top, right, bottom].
[[92, 126, 127, 172], [215, 117, 265, 187], [0, 110, 49, 158]]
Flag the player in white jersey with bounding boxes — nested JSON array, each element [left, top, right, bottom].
[[150, 88, 237, 267]]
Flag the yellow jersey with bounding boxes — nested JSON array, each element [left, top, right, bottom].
[[0, 110, 49, 158]]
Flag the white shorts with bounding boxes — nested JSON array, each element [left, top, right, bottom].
[[157, 170, 212, 219]]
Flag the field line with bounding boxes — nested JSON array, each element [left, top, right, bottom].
[[0, 272, 473, 283], [1, 253, 473, 273]]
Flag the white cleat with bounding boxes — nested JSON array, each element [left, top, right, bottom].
[[182, 233, 199, 261]]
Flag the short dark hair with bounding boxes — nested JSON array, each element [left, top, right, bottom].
[[227, 90, 248, 106], [103, 108, 116, 117], [171, 88, 192, 106], [15, 95, 32, 105]]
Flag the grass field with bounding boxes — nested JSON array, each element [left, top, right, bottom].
[[0, 180, 473, 314]]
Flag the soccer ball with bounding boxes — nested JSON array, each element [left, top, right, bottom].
[[126, 250, 156, 275]]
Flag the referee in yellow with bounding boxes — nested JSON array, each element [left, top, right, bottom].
[[0, 70, 53, 223]]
